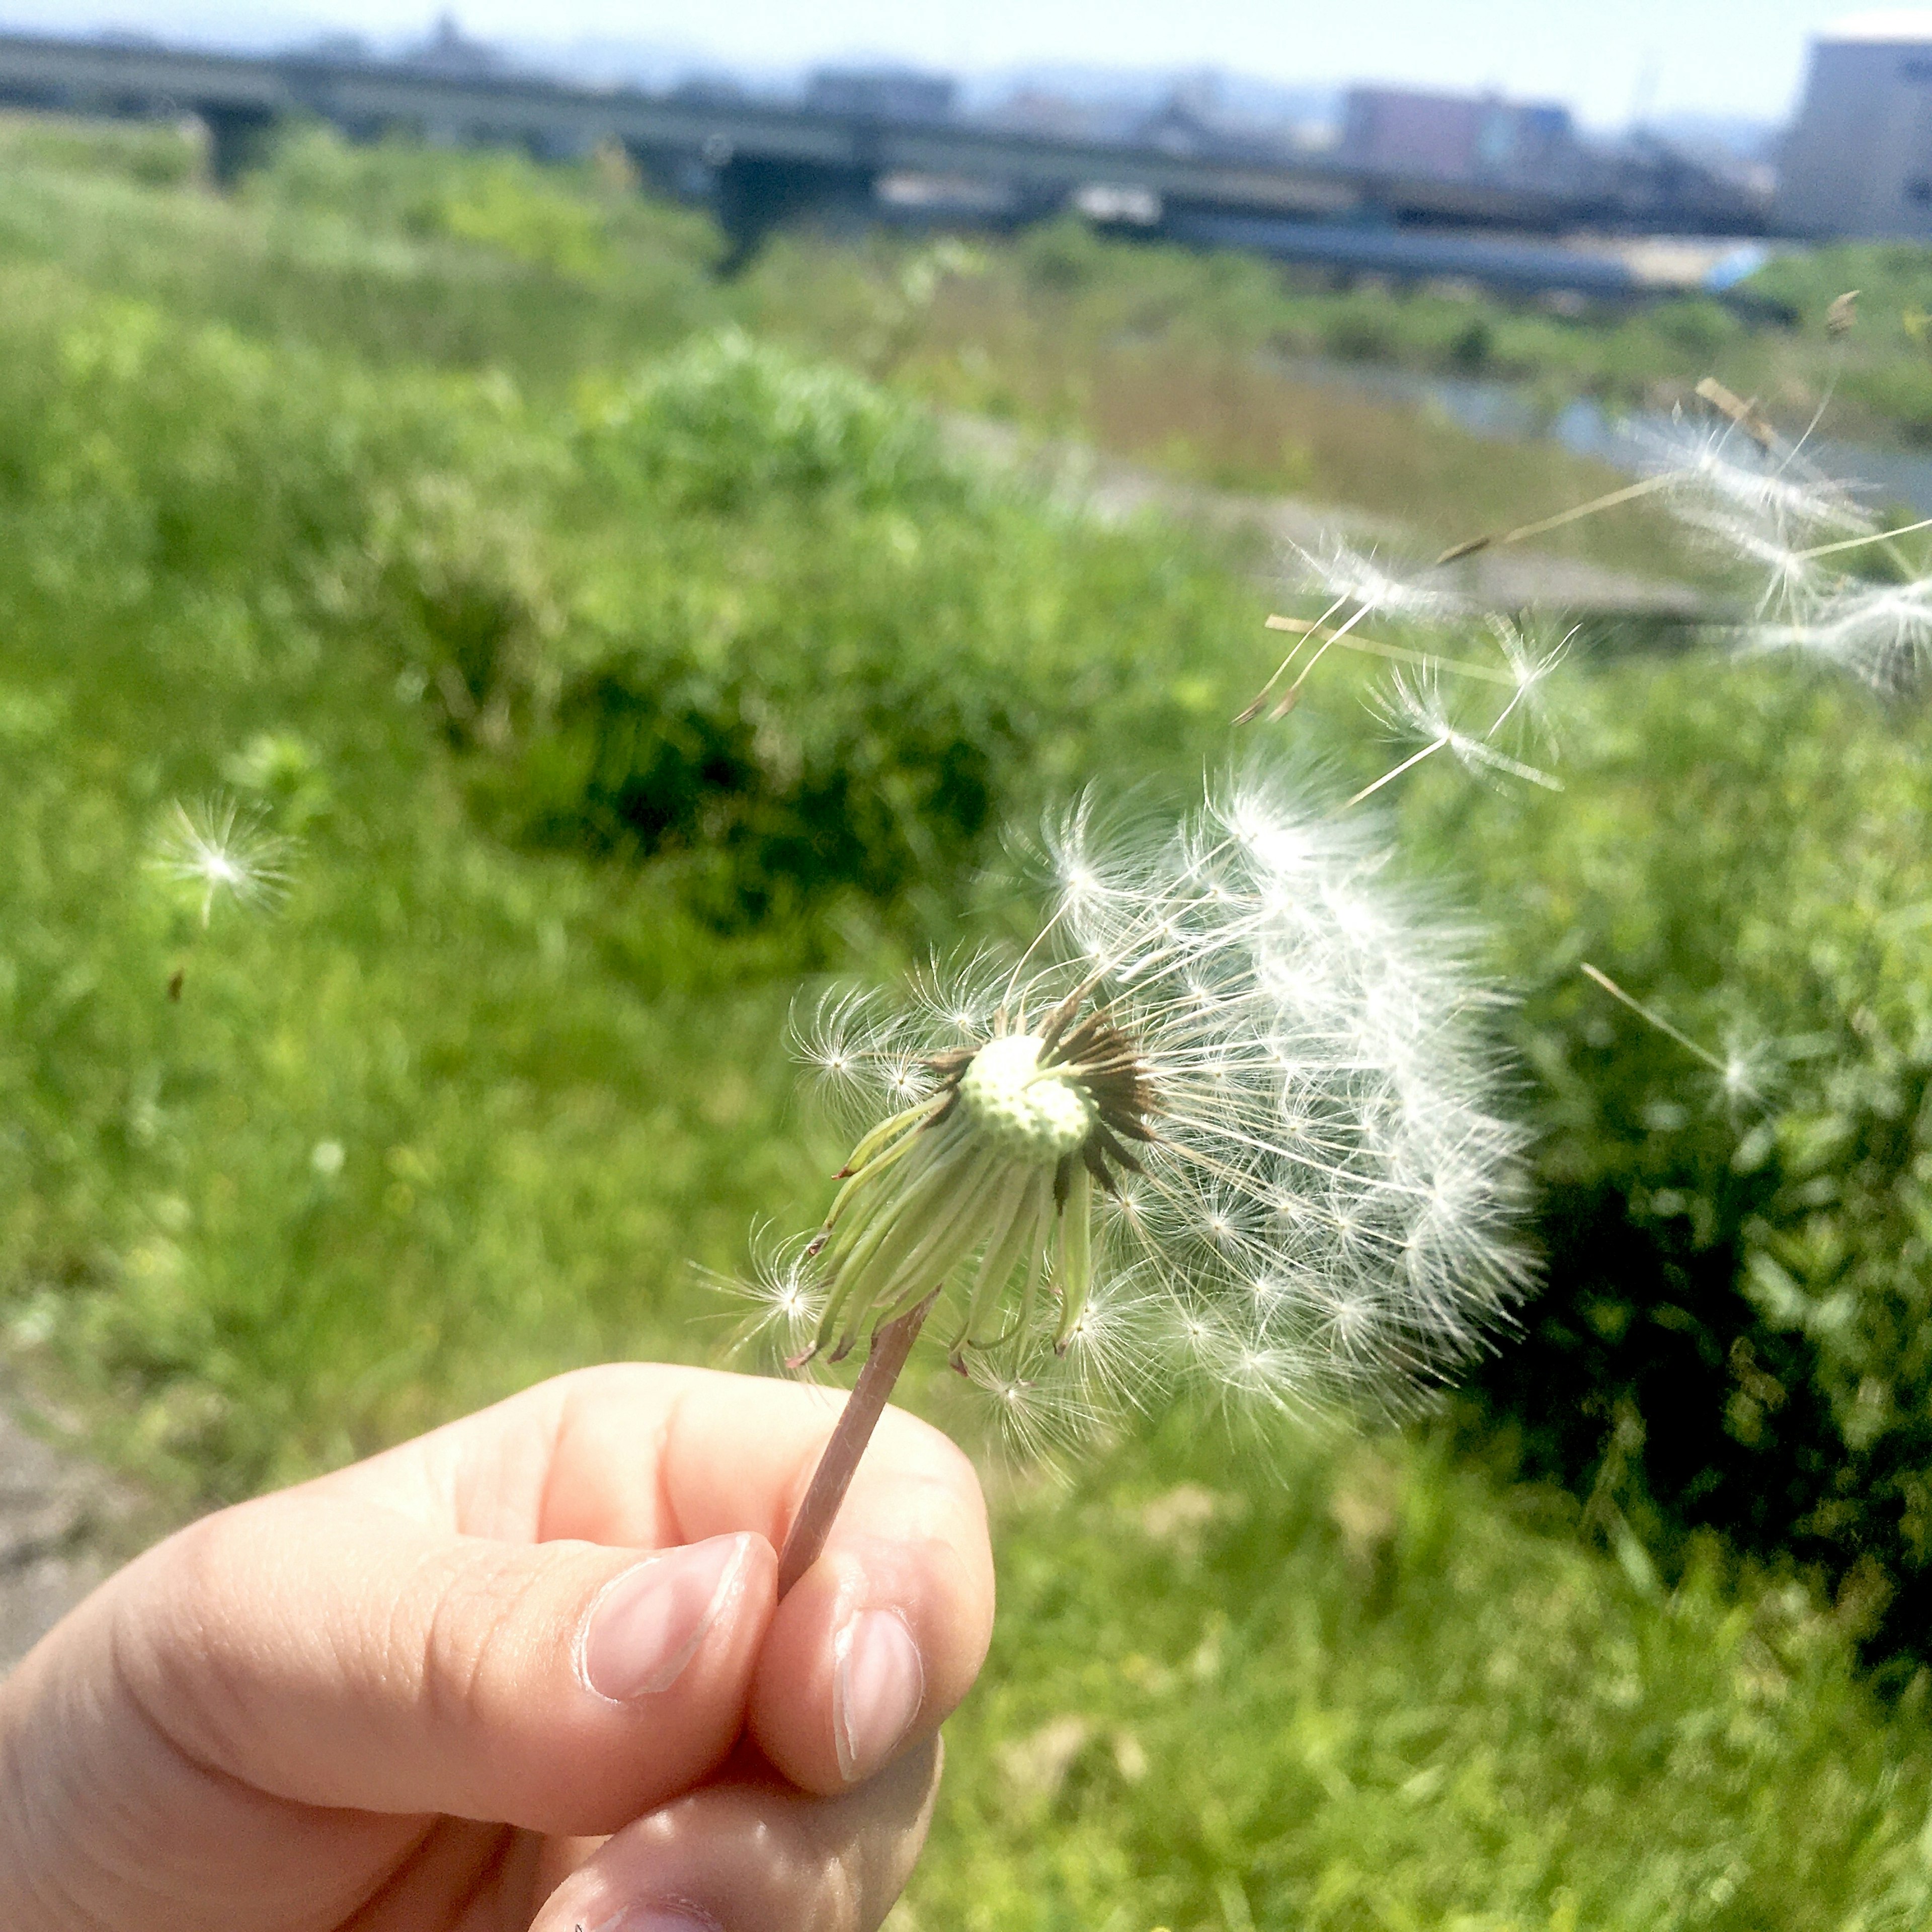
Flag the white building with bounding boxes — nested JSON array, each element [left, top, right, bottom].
[[1778, 12, 1932, 235]]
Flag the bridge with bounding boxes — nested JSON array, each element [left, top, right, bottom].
[[0, 30, 1767, 279]]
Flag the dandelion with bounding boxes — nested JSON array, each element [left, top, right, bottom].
[[762, 777, 1531, 1593], [1644, 418, 1870, 542], [1795, 578, 1932, 695], [715, 1233, 826, 1365], [152, 795, 294, 927], [1580, 963, 1775, 1112], [1676, 503, 1827, 625]]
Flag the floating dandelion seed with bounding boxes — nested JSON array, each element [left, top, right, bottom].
[[1239, 542, 1473, 722], [760, 778, 1532, 1593], [1290, 539, 1470, 625], [1354, 668, 1562, 807], [153, 795, 294, 927], [1677, 504, 1828, 625], [715, 1234, 826, 1366], [1580, 963, 1776, 1112], [1645, 419, 1870, 542]]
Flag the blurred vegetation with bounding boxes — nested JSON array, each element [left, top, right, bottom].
[[1399, 662, 1932, 1682], [5, 107, 1932, 1925], [745, 214, 1932, 451]]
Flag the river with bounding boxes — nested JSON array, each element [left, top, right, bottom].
[[1287, 360, 1932, 517]]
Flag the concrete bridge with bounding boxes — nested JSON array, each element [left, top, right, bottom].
[[0, 29, 1766, 271]]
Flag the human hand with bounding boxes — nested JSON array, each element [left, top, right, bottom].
[[0, 1363, 994, 1930]]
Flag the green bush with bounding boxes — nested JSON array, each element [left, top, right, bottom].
[[576, 327, 962, 512], [0, 110, 203, 189], [1409, 657, 1932, 1676], [489, 334, 1259, 930], [244, 123, 721, 286]]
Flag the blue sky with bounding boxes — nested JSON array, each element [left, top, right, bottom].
[[0, 1, 1889, 128]]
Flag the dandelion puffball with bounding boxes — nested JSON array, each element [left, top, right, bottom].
[[152, 795, 294, 927], [775, 777, 1533, 1459]]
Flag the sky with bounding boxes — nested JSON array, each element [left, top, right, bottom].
[[0, 1, 1900, 129]]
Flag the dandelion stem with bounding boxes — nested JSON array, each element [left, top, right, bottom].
[[1235, 592, 1352, 722], [1247, 601, 1374, 722], [777, 1291, 939, 1599], [1343, 736, 1448, 809]]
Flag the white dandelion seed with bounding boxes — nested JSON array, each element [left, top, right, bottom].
[[762, 776, 1533, 1591], [1795, 577, 1932, 695], [151, 795, 294, 927], [717, 1234, 827, 1369], [1644, 421, 1871, 542], [1291, 539, 1471, 624], [1677, 503, 1829, 626], [1357, 669, 1561, 804]]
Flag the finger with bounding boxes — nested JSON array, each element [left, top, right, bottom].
[[744, 1411, 991, 1795], [94, 1492, 778, 1835], [298, 1364, 994, 1797], [531, 1735, 943, 1932], [487, 1366, 995, 1796]]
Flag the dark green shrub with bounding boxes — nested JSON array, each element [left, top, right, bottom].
[[486, 333, 1258, 931], [1414, 657, 1932, 1673], [1324, 302, 1398, 362]]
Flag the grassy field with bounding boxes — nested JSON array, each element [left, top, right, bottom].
[[4, 112, 1932, 1929]]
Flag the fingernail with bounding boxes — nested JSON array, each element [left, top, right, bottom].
[[581, 1534, 751, 1701], [591, 1909, 720, 1932], [833, 1608, 925, 1783]]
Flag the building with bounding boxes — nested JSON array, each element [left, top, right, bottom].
[[1778, 12, 1932, 236], [1337, 87, 1577, 187]]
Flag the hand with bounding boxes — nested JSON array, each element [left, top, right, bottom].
[[0, 1363, 994, 1930]]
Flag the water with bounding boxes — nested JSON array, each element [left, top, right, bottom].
[[1290, 360, 1932, 517]]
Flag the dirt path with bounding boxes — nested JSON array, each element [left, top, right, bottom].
[[945, 417, 1719, 622], [0, 1391, 146, 1672]]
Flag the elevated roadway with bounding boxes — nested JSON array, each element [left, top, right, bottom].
[[0, 30, 1767, 268]]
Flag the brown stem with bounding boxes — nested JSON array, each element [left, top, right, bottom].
[[776, 1293, 938, 1599]]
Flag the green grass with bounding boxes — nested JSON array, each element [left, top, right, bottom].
[[3, 112, 1932, 1929], [924, 1426, 1932, 1931]]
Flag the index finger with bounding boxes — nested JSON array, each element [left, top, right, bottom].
[[325, 1363, 996, 1798]]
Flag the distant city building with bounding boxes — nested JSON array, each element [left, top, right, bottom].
[[1337, 87, 1577, 186], [1132, 73, 1303, 161], [401, 13, 507, 79], [804, 67, 956, 124], [1778, 12, 1932, 236]]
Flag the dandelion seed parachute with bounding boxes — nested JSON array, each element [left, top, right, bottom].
[[152, 795, 294, 926], [771, 776, 1533, 1462], [1290, 539, 1471, 625], [1643, 421, 1871, 542]]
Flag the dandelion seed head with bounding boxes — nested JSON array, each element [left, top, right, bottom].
[[772, 778, 1532, 1444]]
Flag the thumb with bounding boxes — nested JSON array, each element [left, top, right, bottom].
[[91, 1488, 776, 1835]]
